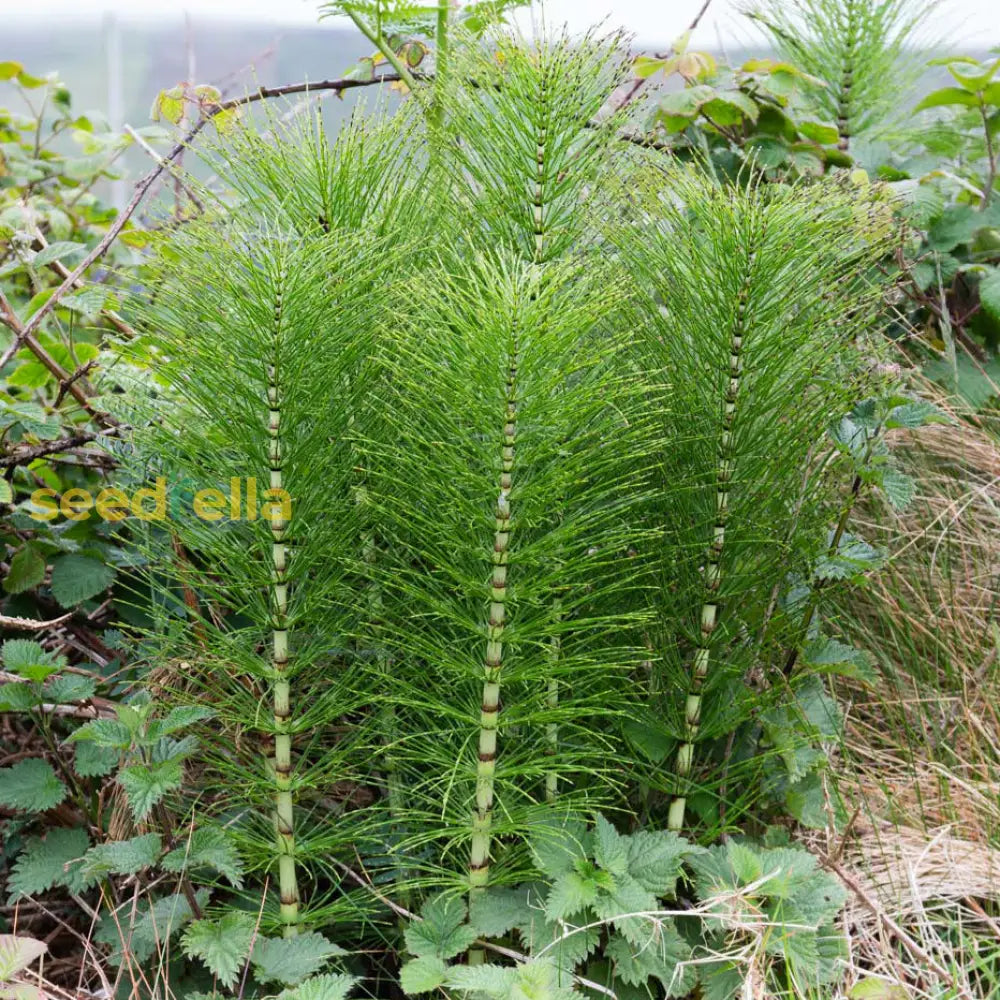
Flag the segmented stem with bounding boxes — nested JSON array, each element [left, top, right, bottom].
[[667, 240, 757, 833], [533, 63, 562, 802], [469, 338, 519, 893], [267, 280, 299, 936], [836, 0, 858, 152]]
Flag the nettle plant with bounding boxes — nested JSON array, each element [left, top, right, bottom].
[[1, 18, 945, 1000]]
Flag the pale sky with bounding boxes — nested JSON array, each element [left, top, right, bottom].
[[3, 0, 999, 47]]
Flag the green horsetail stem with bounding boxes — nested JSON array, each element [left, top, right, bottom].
[[667, 243, 757, 834], [469, 343, 519, 896], [267, 284, 299, 936], [533, 65, 562, 802]]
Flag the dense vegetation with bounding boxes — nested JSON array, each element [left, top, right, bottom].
[[1, 2, 999, 999]]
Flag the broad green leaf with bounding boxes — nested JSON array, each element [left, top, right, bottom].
[[914, 86, 979, 111], [801, 636, 877, 683], [468, 885, 537, 937], [797, 120, 839, 144], [251, 932, 345, 985], [591, 873, 659, 947], [545, 867, 602, 920], [625, 829, 695, 895], [593, 814, 629, 876], [7, 828, 89, 899], [849, 979, 911, 999], [3, 547, 46, 596], [0, 62, 24, 81], [67, 717, 133, 749], [927, 204, 979, 251], [880, 467, 917, 511], [44, 674, 97, 704], [49, 554, 115, 607], [182, 912, 255, 988], [605, 925, 694, 997], [529, 814, 590, 877], [162, 826, 244, 887], [32, 241, 86, 266], [145, 704, 215, 739], [0, 758, 66, 812], [0, 480, 10, 504], [658, 84, 716, 118], [0, 937, 47, 980], [885, 400, 948, 429], [119, 758, 183, 822], [978, 265, 1000, 322], [404, 894, 477, 960], [6, 362, 51, 389], [81, 833, 162, 880], [399, 956, 448, 995], [276, 974, 360, 1000], [73, 740, 118, 778], [1, 639, 63, 681]]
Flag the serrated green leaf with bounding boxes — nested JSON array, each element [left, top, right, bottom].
[[0, 936, 47, 980], [0, 682, 41, 711], [182, 911, 255, 988], [545, 869, 600, 920], [3, 547, 46, 596], [162, 827, 244, 887], [73, 739, 118, 778], [49, 554, 115, 607], [1, 639, 63, 681], [0, 758, 66, 812], [44, 673, 97, 704], [625, 830, 695, 896], [980, 266, 1000, 322], [593, 814, 629, 876], [276, 973, 360, 1000], [7, 828, 89, 899], [399, 955, 448, 995], [879, 467, 916, 511], [33, 241, 86, 267], [592, 873, 659, 947], [67, 717, 133, 749], [81, 833, 162, 880], [251, 932, 345, 985], [605, 925, 694, 997], [529, 814, 591, 877], [404, 894, 477, 960], [801, 636, 877, 683], [145, 704, 215, 739], [119, 758, 182, 822], [468, 885, 537, 937]]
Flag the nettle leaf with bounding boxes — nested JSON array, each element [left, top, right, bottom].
[[399, 955, 448, 995], [119, 757, 183, 822], [49, 554, 115, 607], [885, 399, 948, 429], [979, 266, 1000, 322], [81, 833, 162, 880], [801, 636, 877, 684], [444, 962, 515, 997], [592, 873, 660, 947], [7, 827, 89, 899], [1, 638, 64, 681], [145, 704, 215, 739], [44, 673, 97, 704], [32, 241, 86, 266], [698, 958, 744, 1000], [404, 894, 478, 960], [784, 771, 830, 829], [529, 814, 591, 877], [879, 466, 916, 511], [3, 546, 46, 595], [162, 827, 244, 887], [518, 914, 600, 970], [625, 830, 696, 896], [183, 911, 256, 988], [67, 717, 133, 749], [0, 936, 47, 980], [815, 537, 886, 581], [545, 864, 607, 920], [276, 973, 360, 1000], [468, 885, 539, 937], [605, 924, 694, 997], [251, 932, 346, 985], [593, 814, 629, 876], [0, 683, 41, 712], [73, 739, 119, 778], [0, 758, 67, 812]]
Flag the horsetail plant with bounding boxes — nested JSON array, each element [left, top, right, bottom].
[[613, 166, 899, 833], [117, 112, 417, 933]]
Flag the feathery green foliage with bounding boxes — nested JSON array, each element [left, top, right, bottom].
[[744, 0, 937, 149], [613, 165, 899, 833]]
